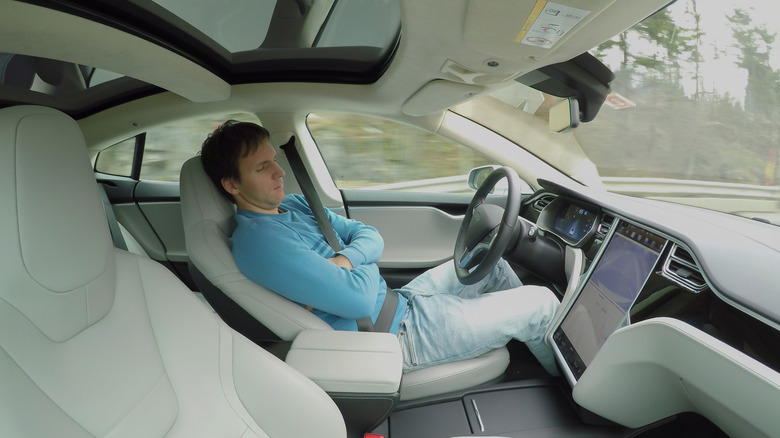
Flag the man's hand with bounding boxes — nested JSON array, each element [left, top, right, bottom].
[[327, 254, 353, 270]]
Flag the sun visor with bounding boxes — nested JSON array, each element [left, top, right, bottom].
[[462, 0, 673, 66], [402, 80, 485, 117]]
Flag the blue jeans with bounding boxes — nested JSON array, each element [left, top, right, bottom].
[[396, 259, 560, 375]]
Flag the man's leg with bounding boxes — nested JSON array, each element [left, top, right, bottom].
[[397, 259, 522, 300], [397, 284, 560, 375]]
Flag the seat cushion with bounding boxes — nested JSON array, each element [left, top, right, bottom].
[[401, 347, 510, 401]]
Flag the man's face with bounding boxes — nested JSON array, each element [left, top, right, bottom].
[[222, 139, 286, 214]]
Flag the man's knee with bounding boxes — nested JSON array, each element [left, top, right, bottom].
[[529, 285, 560, 316], [512, 285, 560, 328]]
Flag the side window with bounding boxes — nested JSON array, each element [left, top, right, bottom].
[[307, 112, 496, 193], [94, 137, 135, 177], [94, 112, 260, 182], [140, 113, 260, 182]]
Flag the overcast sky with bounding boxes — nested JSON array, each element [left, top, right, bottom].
[[600, 0, 779, 103], [673, 0, 779, 101]]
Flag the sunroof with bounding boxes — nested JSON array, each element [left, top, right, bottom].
[[150, 0, 276, 53], [2, 0, 401, 117], [149, 0, 400, 53]]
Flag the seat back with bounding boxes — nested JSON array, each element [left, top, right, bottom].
[[180, 156, 514, 402], [0, 106, 345, 437], [180, 156, 330, 341]]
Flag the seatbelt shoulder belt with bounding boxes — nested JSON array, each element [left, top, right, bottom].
[[97, 182, 128, 251], [280, 136, 398, 333]]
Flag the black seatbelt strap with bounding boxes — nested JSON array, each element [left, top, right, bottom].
[[97, 182, 128, 251], [280, 136, 398, 333], [281, 137, 343, 252]]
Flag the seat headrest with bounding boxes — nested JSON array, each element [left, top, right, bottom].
[[0, 105, 115, 341], [0, 54, 36, 89], [180, 156, 236, 237]]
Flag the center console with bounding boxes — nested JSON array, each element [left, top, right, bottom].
[[375, 379, 624, 438], [285, 329, 403, 437]]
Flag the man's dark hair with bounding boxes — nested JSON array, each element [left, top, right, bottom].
[[200, 120, 270, 203]]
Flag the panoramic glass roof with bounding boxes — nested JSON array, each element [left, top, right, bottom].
[[150, 0, 400, 53], [1, 0, 401, 117]]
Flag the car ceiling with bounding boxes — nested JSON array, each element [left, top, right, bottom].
[[1, 0, 671, 141]]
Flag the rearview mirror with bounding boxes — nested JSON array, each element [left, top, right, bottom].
[[549, 98, 580, 133]]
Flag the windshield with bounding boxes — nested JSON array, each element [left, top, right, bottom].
[[455, 0, 780, 224]]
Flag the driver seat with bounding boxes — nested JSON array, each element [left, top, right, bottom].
[[0, 106, 346, 437], [180, 155, 510, 401]]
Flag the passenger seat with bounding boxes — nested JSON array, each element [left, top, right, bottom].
[[0, 105, 346, 437]]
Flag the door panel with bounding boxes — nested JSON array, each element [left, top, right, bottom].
[[137, 202, 188, 262], [348, 205, 461, 268], [342, 189, 516, 280], [101, 178, 188, 265], [341, 190, 474, 271]]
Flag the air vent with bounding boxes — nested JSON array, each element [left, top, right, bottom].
[[532, 195, 556, 212], [596, 214, 615, 239], [662, 244, 708, 293]]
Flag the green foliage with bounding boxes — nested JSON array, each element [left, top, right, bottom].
[[727, 8, 778, 115], [585, 0, 780, 186]]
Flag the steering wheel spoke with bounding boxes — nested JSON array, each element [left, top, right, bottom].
[[457, 232, 496, 270]]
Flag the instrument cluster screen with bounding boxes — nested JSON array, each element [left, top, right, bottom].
[[553, 202, 597, 244]]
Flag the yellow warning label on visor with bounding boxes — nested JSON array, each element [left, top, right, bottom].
[[515, 1, 590, 49]]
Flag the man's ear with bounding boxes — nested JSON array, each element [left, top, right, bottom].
[[221, 177, 240, 196]]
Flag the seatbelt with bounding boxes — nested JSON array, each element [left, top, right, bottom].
[[97, 182, 128, 251], [280, 136, 398, 333]]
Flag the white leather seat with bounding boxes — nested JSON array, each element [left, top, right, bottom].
[[180, 155, 510, 402], [0, 105, 346, 437]]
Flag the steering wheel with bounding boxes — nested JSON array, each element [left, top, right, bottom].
[[454, 166, 522, 285]]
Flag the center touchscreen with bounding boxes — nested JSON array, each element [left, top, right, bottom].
[[552, 221, 666, 381]]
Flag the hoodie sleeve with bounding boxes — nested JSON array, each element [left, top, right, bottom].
[[232, 218, 381, 320]]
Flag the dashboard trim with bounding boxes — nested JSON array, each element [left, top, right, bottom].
[[536, 177, 780, 333]]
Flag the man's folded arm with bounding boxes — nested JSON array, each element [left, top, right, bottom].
[[326, 208, 384, 267], [233, 224, 381, 319]]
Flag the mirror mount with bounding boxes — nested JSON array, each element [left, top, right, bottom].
[[516, 52, 614, 123]]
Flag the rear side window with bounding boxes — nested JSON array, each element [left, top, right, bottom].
[[94, 112, 260, 181], [94, 137, 136, 177]]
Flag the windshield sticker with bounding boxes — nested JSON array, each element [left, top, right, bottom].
[[604, 93, 636, 110], [516, 1, 590, 49]]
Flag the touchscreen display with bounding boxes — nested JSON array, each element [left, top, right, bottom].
[[553, 221, 666, 380]]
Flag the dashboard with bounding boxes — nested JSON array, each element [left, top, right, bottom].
[[521, 181, 780, 436], [531, 191, 780, 382]]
